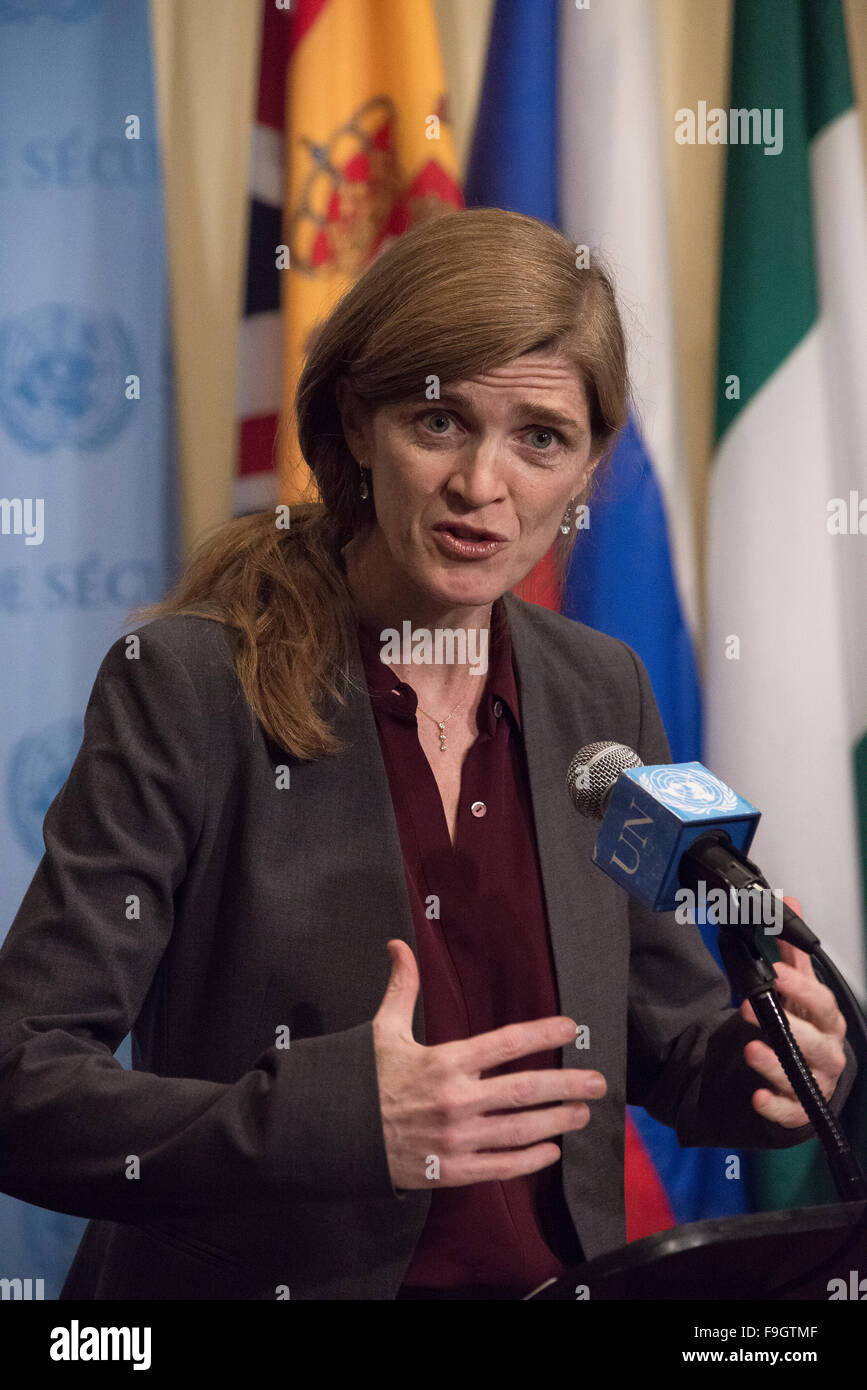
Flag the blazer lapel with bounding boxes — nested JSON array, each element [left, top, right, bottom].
[[338, 621, 429, 1042], [502, 592, 616, 1038]]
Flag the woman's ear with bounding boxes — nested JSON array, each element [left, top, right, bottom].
[[580, 447, 604, 497], [335, 376, 369, 463]]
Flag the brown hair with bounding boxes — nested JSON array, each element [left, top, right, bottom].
[[132, 208, 629, 759]]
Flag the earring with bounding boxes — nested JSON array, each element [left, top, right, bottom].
[[560, 498, 574, 535], [359, 464, 369, 500]]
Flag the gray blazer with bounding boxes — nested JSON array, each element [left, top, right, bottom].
[[0, 591, 856, 1299]]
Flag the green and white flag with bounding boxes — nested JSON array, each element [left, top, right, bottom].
[[707, 0, 867, 1206]]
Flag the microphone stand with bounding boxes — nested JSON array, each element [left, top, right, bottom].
[[680, 831, 867, 1205]]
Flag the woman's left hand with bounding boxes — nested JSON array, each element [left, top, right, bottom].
[[739, 903, 848, 1129]]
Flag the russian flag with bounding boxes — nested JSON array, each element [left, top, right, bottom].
[[466, 0, 746, 1237]]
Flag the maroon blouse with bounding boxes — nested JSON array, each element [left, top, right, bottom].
[[357, 597, 583, 1295]]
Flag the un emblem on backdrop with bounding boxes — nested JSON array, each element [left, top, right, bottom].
[[0, 304, 136, 452], [0, 0, 103, 21], [7, 717, 83, 859]]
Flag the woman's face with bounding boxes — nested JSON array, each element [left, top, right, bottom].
[[338, 350, 599, 614]]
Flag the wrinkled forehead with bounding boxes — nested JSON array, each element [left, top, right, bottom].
[[378, 350, 587, 402]]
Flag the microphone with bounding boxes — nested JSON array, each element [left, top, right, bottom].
[[567, 743, 867, 1205], [565, 741, 818, 952]]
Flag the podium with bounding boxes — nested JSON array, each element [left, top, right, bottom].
[[525, 1201, 867, 1299]]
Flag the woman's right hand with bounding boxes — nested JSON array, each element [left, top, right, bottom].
[[371, 939, 607, 1191]]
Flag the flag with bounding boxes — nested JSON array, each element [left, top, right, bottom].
[[466, 0, 739, 1238], [556, 0, 742, 1234], [0, 0, 177, 1294], [464, 0, 562, 612], [234, 2, 293, 515], [234, 0, 463, 513], [708, 0, 867, 1208]]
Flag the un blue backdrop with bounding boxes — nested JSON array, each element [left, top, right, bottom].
[[0, 0, 177, 1297]]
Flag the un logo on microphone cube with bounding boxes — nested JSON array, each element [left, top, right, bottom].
[[593, 762, 761, 911]]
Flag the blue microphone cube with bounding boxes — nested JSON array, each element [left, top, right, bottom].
[[592, 762, 760, 912]]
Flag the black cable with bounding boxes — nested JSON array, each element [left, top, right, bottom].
[[750, 986, 866, 1202]]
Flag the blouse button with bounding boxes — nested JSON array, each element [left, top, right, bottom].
[[471, 801, 487, 818], [493, 700, 503, 718]]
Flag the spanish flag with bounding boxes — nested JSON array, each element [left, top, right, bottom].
[[277, 0, 463, 501]]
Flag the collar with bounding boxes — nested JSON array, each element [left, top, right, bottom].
[[356, 596, 522, 734]]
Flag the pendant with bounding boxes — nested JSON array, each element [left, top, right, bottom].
[[438, 721, 447, 752]]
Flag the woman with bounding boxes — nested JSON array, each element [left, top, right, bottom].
[[0, 208, 852, 1301]]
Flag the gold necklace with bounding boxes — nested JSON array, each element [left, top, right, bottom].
[[394, 606, 493, 752], [415, 690, 470, 752]]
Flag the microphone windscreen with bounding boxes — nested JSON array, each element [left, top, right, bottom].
[[566, 741, 644, 820]]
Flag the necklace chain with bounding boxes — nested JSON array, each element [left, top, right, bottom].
[[388, 606, 493, 753], [415, 692, 469, 752]]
